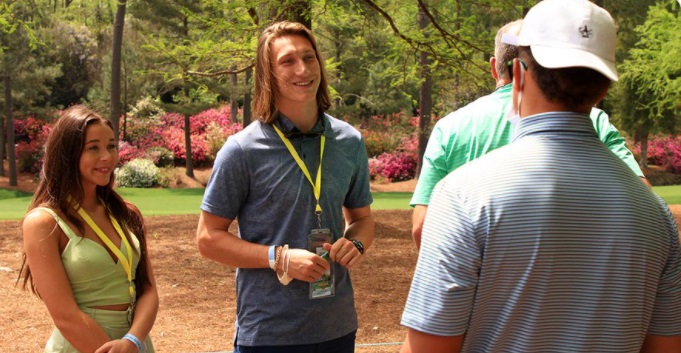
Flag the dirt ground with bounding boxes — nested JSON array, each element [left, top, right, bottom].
[[1, 167, 679, 353], [0, 168, 419, 353], [1, 210, 418, 353]]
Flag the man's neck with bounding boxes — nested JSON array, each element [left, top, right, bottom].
[[496, 78, 511, 89], [278, 104, 319, 133]]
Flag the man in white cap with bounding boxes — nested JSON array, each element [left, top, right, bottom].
[[409, 19, 649, 250], [400, 1, 681, 352]]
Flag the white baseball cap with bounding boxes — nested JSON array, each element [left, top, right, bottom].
[[502, 0, 618, 81]]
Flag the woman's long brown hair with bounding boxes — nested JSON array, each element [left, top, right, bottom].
[[17, 105, 151, 299]]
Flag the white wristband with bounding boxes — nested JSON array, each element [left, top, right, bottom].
[[268, 245, 276, 270], [123, 333, 143, 352]]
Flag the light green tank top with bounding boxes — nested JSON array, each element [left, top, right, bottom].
[[35, 207, 140, 307]]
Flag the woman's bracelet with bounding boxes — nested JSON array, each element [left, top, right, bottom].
[[122, 333, 143, 352]]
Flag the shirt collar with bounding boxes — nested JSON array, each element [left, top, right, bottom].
[[275, 112, 327, 138], [513, 111, 597, 142], [495, 82, 513, 92]]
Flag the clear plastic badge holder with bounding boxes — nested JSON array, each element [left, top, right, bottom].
[[308, 228, 335, 299]]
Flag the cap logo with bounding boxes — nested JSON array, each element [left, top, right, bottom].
[[579, 25, 593, 38]]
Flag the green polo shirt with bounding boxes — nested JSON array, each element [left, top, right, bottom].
[[411, 84, 643, 206]]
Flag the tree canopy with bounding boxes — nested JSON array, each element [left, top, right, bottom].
[[1, 0, 678, 142]]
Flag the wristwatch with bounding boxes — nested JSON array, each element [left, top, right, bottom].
[[351, 239, 365, 255]]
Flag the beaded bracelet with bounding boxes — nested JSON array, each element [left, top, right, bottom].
[[273, 245, 283, 272], [123, 333, 143, 352], [277, 244, 293, 285]]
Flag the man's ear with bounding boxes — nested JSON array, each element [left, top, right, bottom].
[[511, 58, 524, 115], [490, 57, 499, 81], [512, 58, 523, 90], [595, 87, 608, 105]]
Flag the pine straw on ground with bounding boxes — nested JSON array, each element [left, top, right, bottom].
[[1, 210, 417, 353], [2, 164, 680, 352]]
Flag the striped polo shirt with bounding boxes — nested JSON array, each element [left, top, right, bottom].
[[401, 112, 681, 352]]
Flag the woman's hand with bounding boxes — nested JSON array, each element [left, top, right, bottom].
[[94, 339, 139, 353]]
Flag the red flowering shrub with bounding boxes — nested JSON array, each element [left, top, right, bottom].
[[399, 134, 418, 155], [357, 113, 418, 158], [632, 135, 681, 174], [354, 114, 421, 181], [157, 127, 211, 166], [14, 116, 51, 142], [14, 118, 52, 173], [118, 141, 143, 165], [362, 129, 400, 158], [368, 158, 382, 180], [123, 115, 159, 143], [376, 152, 417, 182], [120, 106, 242, 167], [10, 106, 432, 184], [668, 155, 681, 174]]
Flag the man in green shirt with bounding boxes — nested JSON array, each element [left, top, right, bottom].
[[411, 20, 647, 249]]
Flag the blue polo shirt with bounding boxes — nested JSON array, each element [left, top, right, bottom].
[[201, 113, 372, 346]]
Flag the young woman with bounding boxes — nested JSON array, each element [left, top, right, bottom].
[[18, 105, 158, 353]]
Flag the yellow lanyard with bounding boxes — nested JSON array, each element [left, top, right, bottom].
[[74, 204, 135, 304], [273, 124, 326, 219]]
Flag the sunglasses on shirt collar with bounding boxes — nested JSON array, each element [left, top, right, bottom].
[[281, 121, 326, 139]]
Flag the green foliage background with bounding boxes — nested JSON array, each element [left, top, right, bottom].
[[0, 0, 679, 175]]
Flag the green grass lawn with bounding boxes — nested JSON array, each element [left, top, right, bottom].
[[652, 185, 681, 205], [1, 186, 680, 221]]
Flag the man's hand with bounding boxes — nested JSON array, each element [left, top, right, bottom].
[[322, 237, 363, 269], [284, 248, 330, 282]]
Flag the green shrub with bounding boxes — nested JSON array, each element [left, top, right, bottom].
[[157, 167, 177, 188], [116, 159, 160, 188], [144, 146, 175, 167], [205, 121, 228, 162]]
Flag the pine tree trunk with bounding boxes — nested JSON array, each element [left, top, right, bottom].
[[230, 66, 238, 124], [5, 73, 16, 186], [640, 134, 648, 169], [416, 6, 432, 178], [110, 0, 127, 140], [0, 114, 4, 177], [634, 125, 649, 169], [243, 68, 252, 127], [184, 114, 194, 177]]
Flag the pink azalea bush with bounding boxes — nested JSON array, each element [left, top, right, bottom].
[[121, 106, 242, 167], [368, 158, 382, 180], [13, 117, 52, 174], [11, 106, 243, 183], [12, 107, 434, 185], [355, 113, 421, 182], [118, 141, 143, 165], [632, 135, 681, 174], [356, 113, 418, 158], [374, 152, 418, 182]]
